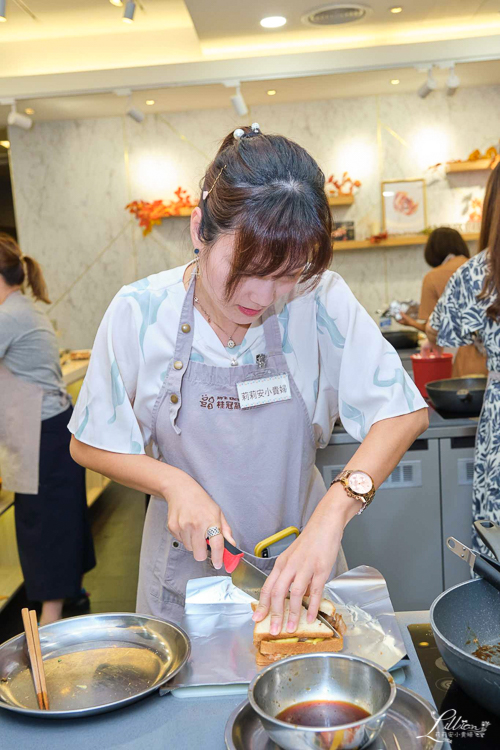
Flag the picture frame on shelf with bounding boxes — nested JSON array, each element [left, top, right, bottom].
[[381, 178, 427, 235]]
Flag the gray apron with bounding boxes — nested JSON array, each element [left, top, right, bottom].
[[0, 363, 43, 494], [136, 273, 347, 623]]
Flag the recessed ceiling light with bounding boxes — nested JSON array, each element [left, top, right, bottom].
[[260, 16, 287, 28], [390, 6, 403, 13], [267, 89, 277, 96], [25, 107, 35, 115], [0, 140, 10, 149], [109, 0, 123, 6], [391, 79, 400, 85], [146, 100, 155, 106]]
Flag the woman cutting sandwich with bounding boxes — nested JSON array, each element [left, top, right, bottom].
[[70, 125, 428, 635]]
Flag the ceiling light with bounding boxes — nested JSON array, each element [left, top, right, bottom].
[[260, 16, 287, 28], [146, 100, 155, 106], [123, 1, 135, 23], [25, 108, 35, 115], [446, 65, 460, 96], [418, 68, 437, 99], [390, 6, 403, 13], [230, 84, 248, 116], [390, 79, 400, 85], [127, 106, 144, 123], [0, 0, 6, 22], [109, 0, 123, 6], [0, 140, 10, 149], [7, 103, 33, 130], [267, 89, 277, 96]]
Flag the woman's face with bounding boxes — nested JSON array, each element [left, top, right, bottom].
[[192, 216, 304, 325]]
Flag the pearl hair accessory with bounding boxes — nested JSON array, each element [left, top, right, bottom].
[[251, 122, 260, 131], [233, 128, 245, 139]]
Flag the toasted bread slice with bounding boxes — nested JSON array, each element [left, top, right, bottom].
[[303, 596, 336, 618], [260, 635, 344, 655], [256, 651, 283, 667], [253, 600, 333, 643]]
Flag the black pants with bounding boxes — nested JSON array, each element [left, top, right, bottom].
[[14, 406, 96, 602]]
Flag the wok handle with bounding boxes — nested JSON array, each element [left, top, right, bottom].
[[474, 519, 500, 562], [473, 554, 500, 592]]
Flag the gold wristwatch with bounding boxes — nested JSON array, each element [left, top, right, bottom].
[[331, 470, 375, 515]]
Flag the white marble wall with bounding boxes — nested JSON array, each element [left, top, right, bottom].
[[8, 85, 500, 347]]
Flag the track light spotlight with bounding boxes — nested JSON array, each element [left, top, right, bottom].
[[0, 0, 6, 23], [446, 66, 460, 96], [418, 68, 437, 99], [127, 106, 144, 123], [230, 85, 248, 117], [7, 103, 33, 130], [123, 1, 135, 23]]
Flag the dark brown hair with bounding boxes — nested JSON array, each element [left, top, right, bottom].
[[423, 227, 470, 267], [477, 162, 500, 320], [198, 126, 333, 299], [0, 233, 51, 304]]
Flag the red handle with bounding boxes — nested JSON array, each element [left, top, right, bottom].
[[206, 537, 244, 574]]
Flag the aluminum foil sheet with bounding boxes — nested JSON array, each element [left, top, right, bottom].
[[165, 565, 406, 691]]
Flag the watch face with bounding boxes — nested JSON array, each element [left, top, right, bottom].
[[348, 471, 372, 495]]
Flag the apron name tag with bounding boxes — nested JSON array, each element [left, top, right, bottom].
[[237, 373, 291, 409]]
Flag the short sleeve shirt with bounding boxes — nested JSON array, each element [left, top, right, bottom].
[[68, 264, 426, 454]]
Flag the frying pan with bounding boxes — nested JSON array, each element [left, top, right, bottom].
[[430, 520, 500, 716], [426, 376, 487, 416], [382, 330, 419, 350]]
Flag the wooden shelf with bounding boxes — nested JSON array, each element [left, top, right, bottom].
[[445, 159, 492, 173], [333, 232, 479, 252], [327, 194, 355, 206], [162, 194, 355, 218]]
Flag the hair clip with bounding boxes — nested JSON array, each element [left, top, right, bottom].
[[203, 164, 227, 200], [233, 128, 245, 139]]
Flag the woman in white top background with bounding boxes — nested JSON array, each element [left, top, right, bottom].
[[70, 125, 428, 635]]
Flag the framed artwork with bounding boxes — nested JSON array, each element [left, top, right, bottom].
[[381, 178, 427, 234]]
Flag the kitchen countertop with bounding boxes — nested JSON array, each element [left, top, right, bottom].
[[0, 610, 448, 750], [330, 403, 478, 445]]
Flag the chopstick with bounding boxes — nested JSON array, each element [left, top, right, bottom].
[[21, 608, 49, 710]]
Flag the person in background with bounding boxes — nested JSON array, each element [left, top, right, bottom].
[[426, 163, 500, 551], [0, 235, 95, 624], [400, 227, 487, 377]]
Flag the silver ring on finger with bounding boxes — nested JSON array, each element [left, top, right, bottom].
[[206, 525, 222, 539]]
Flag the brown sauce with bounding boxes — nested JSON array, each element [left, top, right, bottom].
[[277, 700, 370, 727]]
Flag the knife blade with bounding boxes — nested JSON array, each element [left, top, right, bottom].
[[207, 538, 339, 637]]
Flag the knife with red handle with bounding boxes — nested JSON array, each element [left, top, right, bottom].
[[206, 537, 244, 573]]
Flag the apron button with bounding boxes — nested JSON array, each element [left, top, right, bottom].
[[173, 541, 179, 548], [181, 324, 191, 333], [174, 360, 183, 370], [170, 394, 179, 404]]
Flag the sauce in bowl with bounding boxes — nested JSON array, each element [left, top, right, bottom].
[[276, 700, 370, 727]]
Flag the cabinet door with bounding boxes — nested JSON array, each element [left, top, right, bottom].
[[440, 436, 474, 590], [315, 439, 443, 610]]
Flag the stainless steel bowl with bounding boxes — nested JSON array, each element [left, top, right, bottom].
[[248, 653, 397, 750]]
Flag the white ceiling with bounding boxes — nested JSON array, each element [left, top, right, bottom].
[[0, 1, 500, 121]]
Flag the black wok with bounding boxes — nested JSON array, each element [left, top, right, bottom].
[[426, 376, 487, 416], [382, 330, 419, 350], [430, 520, 500, 716]]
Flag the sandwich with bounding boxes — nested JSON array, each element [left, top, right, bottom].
[[252, 598, 347, 666]]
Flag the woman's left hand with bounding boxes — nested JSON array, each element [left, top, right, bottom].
[[252, 488, 359, 634]]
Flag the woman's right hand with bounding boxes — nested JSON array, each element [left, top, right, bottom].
[[164, 473, 236, 570]]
